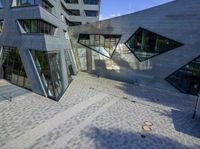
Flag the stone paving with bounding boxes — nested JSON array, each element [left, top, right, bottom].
[[0, 72, 200, 149]]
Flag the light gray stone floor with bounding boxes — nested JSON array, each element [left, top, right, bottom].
[[0, 72, 200, 149]]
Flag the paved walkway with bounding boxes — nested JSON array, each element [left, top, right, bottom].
[[0, 73, 200, 149]]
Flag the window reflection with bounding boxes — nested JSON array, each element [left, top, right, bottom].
[[0, 20, 3, 32], [30, 50, 63, 100], [78, 34, 121, 58], [0, 46, 30, 89], [64, 0, 78, 4], [125, 28, 183, 61], [19, 19, 57, 35], [0, 0, 3, 8], [166, 57, 200, 96], [12, 0, 37, 7], [83, 0, 99, 5], [85, 10, 98, 17]]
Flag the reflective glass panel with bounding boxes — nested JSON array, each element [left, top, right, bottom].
[[78, 34, 121, 58], [30, 50, 63, 101], [125, 28, 183, 61], [0, 20, 3, 32], [19, 19, 56, 35], [166, 57, 200, 96], [12, 0, 37, 7], [0, 46, 30, 89]]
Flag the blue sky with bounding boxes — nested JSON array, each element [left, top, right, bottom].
[[100, 0, 174, 20]]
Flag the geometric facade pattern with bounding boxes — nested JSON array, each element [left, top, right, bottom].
[[78, 34, 121, 58], [0, 0, 100, 101], [166, 56, 200, 96], [125, 27, 183, 61]]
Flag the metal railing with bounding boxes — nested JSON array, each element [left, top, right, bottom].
[[192, 94, 200, 119]]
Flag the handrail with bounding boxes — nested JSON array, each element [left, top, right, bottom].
[[192, 94, 200, 119]]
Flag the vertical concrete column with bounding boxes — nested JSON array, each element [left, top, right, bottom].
[[86, 48, 92, 72], [19, 48, 47, 96]]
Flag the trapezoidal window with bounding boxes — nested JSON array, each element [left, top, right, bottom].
[[166, 56, 200, 96], [30, 49, 63, 101], [78, 34, 121, 58], [125, 27, 183, 62]]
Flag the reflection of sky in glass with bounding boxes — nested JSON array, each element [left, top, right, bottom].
[[95, 47, 110, 57]]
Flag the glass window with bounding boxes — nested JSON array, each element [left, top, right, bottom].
[[166, 56, 200, 96], [64, 0, 78, 4], [0, 0, 3, 8], [30, 50, 64, 101], [85, 10, 98, 17], [0, 46, 31, 89], [41, 0, 53, 14], [65, 18, 81, 26], [0, 20, 3, 32], [19, 19, 57, 35], [125, 28, 183, 61], [12, 0, 37, 7], [83, 0, 99, 5], [61, 2, 80, 16], [78, 34, 121, 58]]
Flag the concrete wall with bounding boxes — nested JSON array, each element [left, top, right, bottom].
[[69, 0, 200, 93]]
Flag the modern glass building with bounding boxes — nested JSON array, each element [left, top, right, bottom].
[[0, 0, 100, 101], [1, 0, 200, 100]]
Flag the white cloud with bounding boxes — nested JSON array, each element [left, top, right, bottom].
[[100, 13, 121, 20]]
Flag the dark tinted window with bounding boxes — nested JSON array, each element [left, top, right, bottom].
[[125, 28, 183, 61], [85, 10, 98, 17], [83, 0, 99, 5], [0, 46, 30, 89], [64, 0, 78, 4], [166, 56, 200, 96]]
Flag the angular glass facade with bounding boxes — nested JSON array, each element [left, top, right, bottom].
[[0, 46, 30, 89], [78, 34, 121, 58], [12, 0, 37, 7], [65, 49, 73, 82], [166, 56, 200, 96], [30, 50, 63, 101], [83, 0, 99, 5], [64, 0, 78, 4], [125, 28, 183, 61], [85, 10, 98, 17], [0, 20, 3, 32], [19, 19, 57, 35]]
